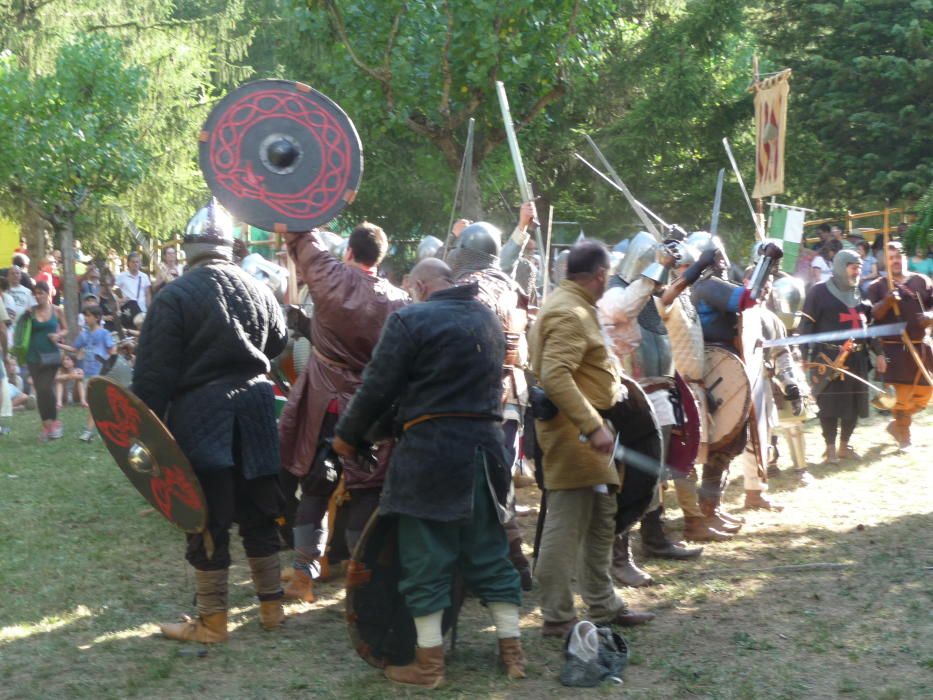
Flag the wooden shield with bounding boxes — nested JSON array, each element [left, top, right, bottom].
[[667, 372, 701, 476], [87, 376, 207, 533], [346, 514, 462, 669], [199, 79, 363, 232], [703, 346, 751, 451]]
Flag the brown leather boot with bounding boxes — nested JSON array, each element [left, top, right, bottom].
[[249, 555, 285, 630], [160, 569, 229, 643], [823, 443, 839, 464], [283, 568, 316, 603], [610, 534, 653, 587], [682, 516, 734, 542], [744, 490, 784, 511], [385, 645, 445, 688], [498, 637, 527, 679], [699, 499, 741, 534]]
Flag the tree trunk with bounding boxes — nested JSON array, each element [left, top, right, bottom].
[[58, 217, 79, 341], [19, 209, 48, 273]]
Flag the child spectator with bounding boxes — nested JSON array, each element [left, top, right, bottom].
[[55, 354, 85, 410], [57, 306, 115, 441]]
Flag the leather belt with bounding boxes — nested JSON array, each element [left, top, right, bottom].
[[403, 412, 494, 432]]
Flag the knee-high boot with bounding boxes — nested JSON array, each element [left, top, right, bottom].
[[249, 555, 285, 629], [610, 533, 652, 587]]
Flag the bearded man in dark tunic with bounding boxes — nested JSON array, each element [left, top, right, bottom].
[[867, 241, 933, 450]]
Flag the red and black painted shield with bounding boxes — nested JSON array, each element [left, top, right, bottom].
[[667, 372, 701, 477], [199, 79, 363, 233], [87, 376, 207, 533]]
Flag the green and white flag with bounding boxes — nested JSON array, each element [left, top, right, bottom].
[[768, 204, 806, 273]]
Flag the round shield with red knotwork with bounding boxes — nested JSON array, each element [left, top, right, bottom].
[[198, 79, 363, 233], [87, 376, 207, 533]]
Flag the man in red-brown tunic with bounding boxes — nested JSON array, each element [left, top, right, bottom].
[[279, 223, 409, 601], [867, 241, 933, 450]]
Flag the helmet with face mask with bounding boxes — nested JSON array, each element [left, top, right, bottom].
[[769, 274, 806, 331], [616, 231, 671, 284]]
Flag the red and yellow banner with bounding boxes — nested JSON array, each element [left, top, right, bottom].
[[753, 70, 791, 199]]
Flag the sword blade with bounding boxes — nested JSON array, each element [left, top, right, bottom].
[[710, 168, 725, 235], [722, 138, 765, 242], [574, 153, 669, 231], [762, 322, 907, 349], [583, 135, 662, 240]]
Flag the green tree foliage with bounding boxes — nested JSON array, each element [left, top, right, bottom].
[[0, 35, 149, 332], [757, 0, 933, 211], [282, 0, 625, 232]]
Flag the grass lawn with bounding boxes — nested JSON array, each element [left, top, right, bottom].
[[1, 405, 930, 699]]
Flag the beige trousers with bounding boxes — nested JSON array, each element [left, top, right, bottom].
[[534, 488, 625, 624]]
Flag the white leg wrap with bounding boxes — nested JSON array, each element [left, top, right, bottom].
[[414, 610, 444, 648], [488, 601, 521, 640]]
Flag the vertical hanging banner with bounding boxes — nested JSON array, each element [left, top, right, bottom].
[[752, 70, 791, 199], [767, 203, 808, 273]]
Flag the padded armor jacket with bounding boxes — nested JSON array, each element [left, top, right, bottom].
[[132, 261, 288, 479], [335, 283, 510, 523]]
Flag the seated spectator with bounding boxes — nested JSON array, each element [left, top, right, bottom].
[[54, 354, 85, 409], [857, 240, 879, 295]]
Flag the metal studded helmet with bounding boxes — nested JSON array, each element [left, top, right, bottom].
[[416, 235, 443, 261], [183, 198, 235, 266]]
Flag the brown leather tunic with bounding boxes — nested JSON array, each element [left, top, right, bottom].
[[278, 232, 409, 484]]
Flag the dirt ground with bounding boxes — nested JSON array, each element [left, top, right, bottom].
[[1, 406, 930, 699]]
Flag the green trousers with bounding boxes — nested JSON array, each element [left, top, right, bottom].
[[397, 463, 521, 618]]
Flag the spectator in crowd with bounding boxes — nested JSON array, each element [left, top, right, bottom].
[[24, 280, 66, 441], [908, 243, 933, 277], [14, 237, 28, 256], [115, 251, 152, 314], [35, 257, 59, 300], [857, 240, 879, 295], [57, 305, 115, 441], [811, 223, 833, 251], [0, 301, 9, 435], [9, 254, 35, 291], [810, 239, 842, 286], [98, 269, 120, 332], [107, 248, 123, 275], [153, 246, 183, 293], [80, 263, 101, 299], [3, 266, 36, 335], [54, 353, 85, 409]]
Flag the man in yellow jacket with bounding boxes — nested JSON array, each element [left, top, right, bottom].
[[529, 240, 655, 637]]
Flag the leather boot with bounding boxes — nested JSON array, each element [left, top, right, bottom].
[[498, 637, 527, 679], [385, 645, 446, 688], [683, 516, 734, 542], [640, 507, 702, 560], [505, 518, 533, 591], [160, 569, 229, 643], [837, 442, 861, 460], [744, 490, 783, 511], [610, 533, 653, 587], [283, 568, 316, 603], [698, 498, 741, 534], [823, 443, 839, 464], [249, 555, 285, 630]]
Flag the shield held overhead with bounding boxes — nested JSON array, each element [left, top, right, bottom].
[[87, 376, 207, 534], [199, 79, 363, 233]]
